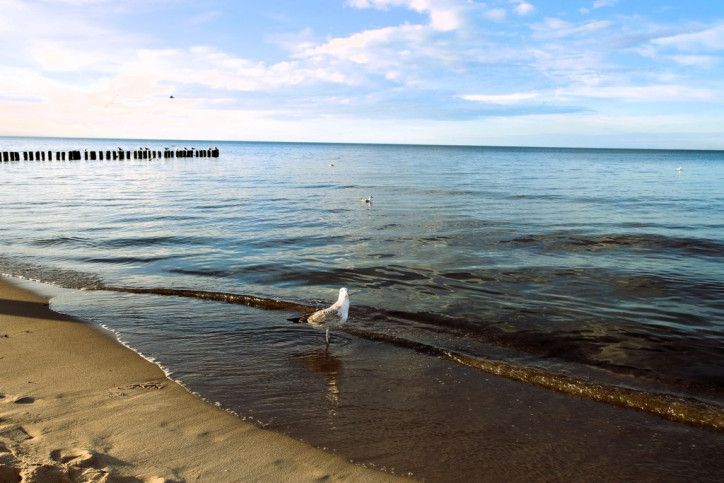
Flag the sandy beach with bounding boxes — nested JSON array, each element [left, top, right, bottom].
[[0, 276, 401, 482]]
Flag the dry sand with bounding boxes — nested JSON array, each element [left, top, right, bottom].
[[0, 276, 402, 482]]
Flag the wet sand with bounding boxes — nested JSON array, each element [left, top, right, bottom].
[[0, 277, 401, 482]]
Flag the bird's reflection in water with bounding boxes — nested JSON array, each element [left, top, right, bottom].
[[294, 349, 343, 410]]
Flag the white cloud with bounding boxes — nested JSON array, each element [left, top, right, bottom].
[[39, 0, 111, 4], [4, 40, 357, 119], [652, 23, 724, 51], [429, 8, 462, 31], [512, 1, 536, 16], [273, 28, 319, 55], [346, 0, 376, 7], [346, 0, 464, 31], [483, 8, 507, 22], [0, 66, 71, 102], [557, 84, 716, 102], [460, 93, 540, 104], [592, 0, 618, 8], [188, 10, 223, 25], [28, 40, 123, 73], [126, 47, 354, 92], [298, 24, 424, 63], [579, 0, 616, 13], [457, 83, 715, 108], [532, 17, 612, 38], [0, 0, 114, 38], [671, 54, 717, 66]]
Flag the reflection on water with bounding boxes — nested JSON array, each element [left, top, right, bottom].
[[294, 349, 343, 409]]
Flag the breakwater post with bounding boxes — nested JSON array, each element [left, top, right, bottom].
[[1, 147, 219, 163]]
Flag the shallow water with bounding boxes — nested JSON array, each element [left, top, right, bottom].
[[2, 137, 723, 479]]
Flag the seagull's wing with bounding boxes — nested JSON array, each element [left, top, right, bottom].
[[307, 307, 337, 325], [306, 291, 348, 326]]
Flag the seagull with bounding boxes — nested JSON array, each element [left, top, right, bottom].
[[307, 288, 349, 345], [361, 195, 373, 203], [676, 166, 683, 172]]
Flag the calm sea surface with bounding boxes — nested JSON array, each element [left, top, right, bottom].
[[2, 137, 723, 480]]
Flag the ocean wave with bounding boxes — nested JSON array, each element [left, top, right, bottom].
[[83, 255, 178, 264], [504, 232, 724, 258], [29, 236, 95, 248], [0, 257, 101, 289]]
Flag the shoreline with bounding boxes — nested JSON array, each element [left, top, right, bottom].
[[0, 276, 402, 482]]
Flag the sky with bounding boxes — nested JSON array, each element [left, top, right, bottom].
[[1, 0, 723, 149]]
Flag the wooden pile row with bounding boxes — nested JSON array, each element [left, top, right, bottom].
[[1, 147, 220, 162]]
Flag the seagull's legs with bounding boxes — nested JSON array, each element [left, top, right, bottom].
[[325, 328, 330, 345]]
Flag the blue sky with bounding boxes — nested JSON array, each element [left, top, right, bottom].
[[1, 0, 723, 148]]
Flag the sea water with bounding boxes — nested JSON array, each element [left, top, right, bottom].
[[1, 137, 723, 479]]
